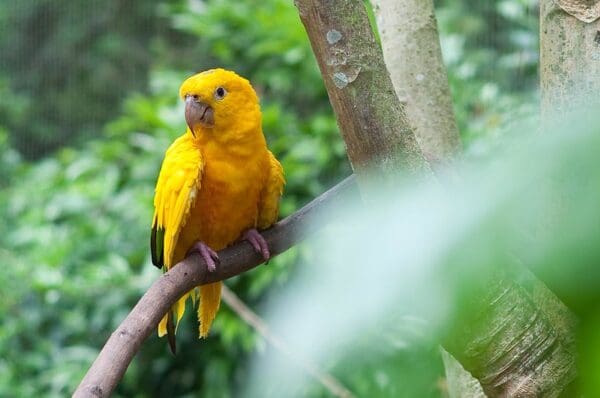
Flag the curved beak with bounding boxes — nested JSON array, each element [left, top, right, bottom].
[[185, 95, 214, 135]]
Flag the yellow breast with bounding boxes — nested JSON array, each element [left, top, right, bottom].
[[173, 144, 268, 263]]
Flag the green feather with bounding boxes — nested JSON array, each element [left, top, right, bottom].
[[151, 225, 165, 268]]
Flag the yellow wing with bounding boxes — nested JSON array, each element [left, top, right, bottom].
[[151, 134, 203, 270], [257, 150, 285, 230]]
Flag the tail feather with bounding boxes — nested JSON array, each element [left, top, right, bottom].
[[198, 282, 222, 338], [158, 293, 189, 355], [157, 283, 222, 351], [166, 310, 177, 355]]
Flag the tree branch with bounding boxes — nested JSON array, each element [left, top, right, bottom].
[[221, 285, 356, 398], [73, 175, 358, 398]]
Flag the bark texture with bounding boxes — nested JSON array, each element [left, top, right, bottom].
[[294, 0, 429, 180], [540, 0, 600, 121], [538, 3, 600, 395], [555, 0, 600, 23], [444, 274, 577, 398], [372, 0, 461, 166]]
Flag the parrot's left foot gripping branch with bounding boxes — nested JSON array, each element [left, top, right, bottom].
[[186, 228, 270, 275], [187, 241, 220, 272], [243, 228, 271, 261]]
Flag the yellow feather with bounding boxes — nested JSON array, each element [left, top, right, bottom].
[[258, 150, 285, 230], [199, 283, 222, 338], [174, 292, 189, 329], [158, 316, 167, 337], [151, 69, 284, 348]]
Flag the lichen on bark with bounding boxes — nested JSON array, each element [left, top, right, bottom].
[[295, 0, 429, 183]]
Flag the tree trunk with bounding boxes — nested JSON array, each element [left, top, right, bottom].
[[371, 0, 461, 166], [370, 1, 482, 396], [540, 2, 600, 395], [294, 0, 429, 183], [374, 0, 575, 397], [443, 272, 577, 397], [73, 177, 358, 397], [540, 0, 600, 121]]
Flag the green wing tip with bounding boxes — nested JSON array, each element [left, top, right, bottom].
[[151, 226, 165, 268]]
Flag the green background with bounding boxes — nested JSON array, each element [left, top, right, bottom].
[[2, 1, 573, 397]]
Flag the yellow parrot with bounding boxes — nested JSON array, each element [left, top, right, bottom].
[[150, 68, 284, 353]]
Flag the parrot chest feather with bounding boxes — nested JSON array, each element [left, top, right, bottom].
[[174, 150, 267, 262]]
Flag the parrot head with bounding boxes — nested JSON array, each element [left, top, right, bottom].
[[179, 69, 262, 140]]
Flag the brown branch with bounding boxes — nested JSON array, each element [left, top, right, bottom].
[[221, 285, 356, 398], [73, 175, 358, 398]]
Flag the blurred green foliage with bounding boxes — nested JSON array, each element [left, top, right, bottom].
[[0, 0, 188, 159], [0, 0, 545, 397], [245, 112, 600, 398], [437, 0, 539, 145]]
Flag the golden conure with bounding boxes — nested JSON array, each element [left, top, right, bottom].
[[150, 68, 284, 354]]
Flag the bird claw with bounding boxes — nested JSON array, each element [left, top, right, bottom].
[[243, 228, 270, 262], [188, 241, 220, 272]]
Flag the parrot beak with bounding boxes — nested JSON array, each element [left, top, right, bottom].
[[185, 95, 214, 135]]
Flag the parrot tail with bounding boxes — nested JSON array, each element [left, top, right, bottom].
[[198, 282, 222, 338], [158, 293, 189, 355], [166, 310, 177, 355]]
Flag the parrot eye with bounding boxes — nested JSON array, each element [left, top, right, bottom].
[[214, 87, 227, 100]]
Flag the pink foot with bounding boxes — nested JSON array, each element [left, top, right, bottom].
[[188, 241, 219, 272], [243, 228, 270, 261]]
